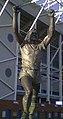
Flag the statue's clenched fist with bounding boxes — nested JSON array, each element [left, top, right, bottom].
[[12, 6, 20, 13], [47, 9, 55, 17]]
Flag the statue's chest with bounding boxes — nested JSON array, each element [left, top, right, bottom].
[[21, 44, 40, 56]]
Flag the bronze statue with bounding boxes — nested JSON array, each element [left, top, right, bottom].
[[13, 6, 55, 119]]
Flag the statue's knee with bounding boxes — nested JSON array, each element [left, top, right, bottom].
[[26, 90, 32, 97], [23, 90, 32, 102]]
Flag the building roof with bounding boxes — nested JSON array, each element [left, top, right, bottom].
[[0, 0, 63, 34], [9, 0, 63, 34]]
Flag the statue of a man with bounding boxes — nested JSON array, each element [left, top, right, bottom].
[[13, 6, 55, 119]]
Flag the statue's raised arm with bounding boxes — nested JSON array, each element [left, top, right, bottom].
[[39, 9, 55, 49], [13, 6, 23, 44]]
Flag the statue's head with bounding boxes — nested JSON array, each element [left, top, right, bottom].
[[30, 23, 39, 41], [30, 30, 37, 41]]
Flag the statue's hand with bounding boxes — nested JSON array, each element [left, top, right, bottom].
[[12, 6, 20, 13], [47, 9, 55, 17]]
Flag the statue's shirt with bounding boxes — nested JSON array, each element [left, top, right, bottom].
[[19, 41, 45, 83]]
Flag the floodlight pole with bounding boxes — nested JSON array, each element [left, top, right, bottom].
[[0, 0, 10, 16], [29, 1, 47, 31], [24, 0, 48, 41]]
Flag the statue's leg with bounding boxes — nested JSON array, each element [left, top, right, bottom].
[[21, 75, 33, 119], [29, 83, 40, 119]]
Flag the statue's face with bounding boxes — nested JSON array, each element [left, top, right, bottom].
[[30, 29, 38, 41]]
